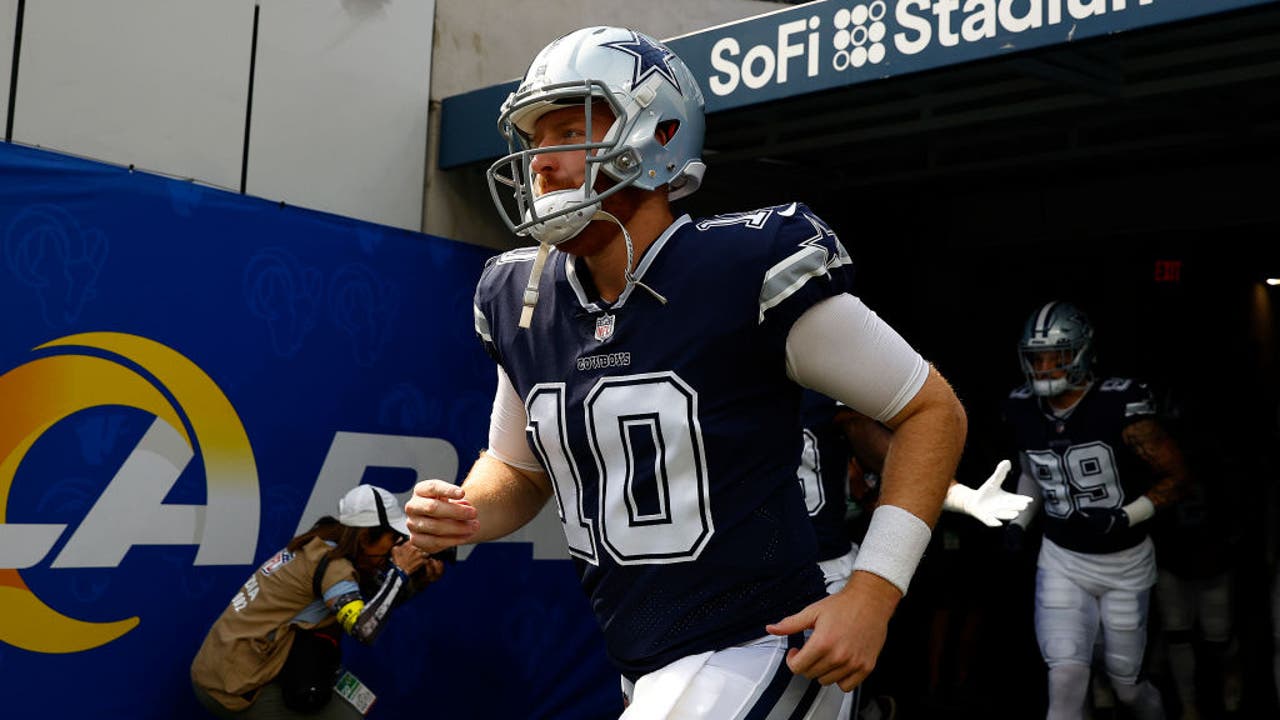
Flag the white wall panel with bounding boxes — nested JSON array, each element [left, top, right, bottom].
[[11, 0, 255, 189], [0, 0, 18, 135], [247, 0, 435, 231]]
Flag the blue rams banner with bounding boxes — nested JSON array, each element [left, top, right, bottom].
[[0, 142, 619, 718]]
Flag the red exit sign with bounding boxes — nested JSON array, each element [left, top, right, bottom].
[[1154, 259, 1182, 283]]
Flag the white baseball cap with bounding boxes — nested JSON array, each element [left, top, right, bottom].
[[338, 485, 410, 537]]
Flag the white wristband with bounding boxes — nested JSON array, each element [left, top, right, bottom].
[[850, 504, 932, 595], [1122, 495, 1156, 526]]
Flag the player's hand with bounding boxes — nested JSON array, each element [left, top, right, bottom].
[[764, 571, 899, 691], [944, 460, 1032, 527], [1074, 507, 1130, 536], [390, 540, 429, 574], [404, 479, 479, 555], [968, 460, 1032, 527], [1003, 523, 1025, 553]]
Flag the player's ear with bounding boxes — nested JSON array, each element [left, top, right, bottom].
[[655, 120, 679, 146]]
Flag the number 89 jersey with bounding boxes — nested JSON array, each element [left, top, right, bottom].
[[474, 203, 852, 677], [1003, 378, 1158, 555]]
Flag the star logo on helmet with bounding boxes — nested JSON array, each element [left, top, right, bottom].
[[601, 32, 682, 95]]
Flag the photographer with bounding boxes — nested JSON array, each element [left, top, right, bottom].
[[191, 485, 444, 718]]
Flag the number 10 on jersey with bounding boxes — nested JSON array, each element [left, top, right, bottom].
[[525, 372, 715, 566]]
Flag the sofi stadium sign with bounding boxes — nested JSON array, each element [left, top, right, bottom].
[[706, 0, 1155, 96], [692, 0, 1243, 104], [437, 0, 1269, 168]]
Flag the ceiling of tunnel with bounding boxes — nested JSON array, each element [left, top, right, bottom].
[[688, 4, 1280, 215]]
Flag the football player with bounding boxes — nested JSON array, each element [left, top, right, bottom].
[[1151, 467, 1242, 720], [799, 393, 1029, 720], [405, 26, 967, 719], [1002, 302, 1188, 720]]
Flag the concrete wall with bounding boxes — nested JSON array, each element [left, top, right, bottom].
[[1, 0, 435, 232], [0, 0, 783, 240], [423, 0, 783, 250]]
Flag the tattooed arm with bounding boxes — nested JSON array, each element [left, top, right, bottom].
[[1121, 417, 1190, 510]]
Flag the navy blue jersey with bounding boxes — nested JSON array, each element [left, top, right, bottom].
[[474, 203, 854, 677], [1003, 378, 1157, 554], [799, 391, 854, 562]]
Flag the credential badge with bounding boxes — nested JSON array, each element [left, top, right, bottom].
[[594, 313, 615, 342]]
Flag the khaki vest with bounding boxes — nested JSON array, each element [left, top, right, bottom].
[[190, 537, 357, 711]]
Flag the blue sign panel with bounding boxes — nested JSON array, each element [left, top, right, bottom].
[[0, 142, 619, 719], [684, 0, 1272, 109], [438, 0, 1277, 168]]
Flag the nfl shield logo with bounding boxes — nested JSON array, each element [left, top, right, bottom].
[[594, 313, 615, 341]]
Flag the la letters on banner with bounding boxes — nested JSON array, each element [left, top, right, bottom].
[[0, 142, 617, 719]]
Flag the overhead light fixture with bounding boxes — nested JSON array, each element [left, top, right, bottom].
[[1268, 278, 1280, 286]]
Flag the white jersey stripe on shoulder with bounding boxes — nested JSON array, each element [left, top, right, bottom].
[[474, 303, 492, 342], [493, 246, 541, 265], [758, 245, 853, 323], [1125, 400, 1155, 417]]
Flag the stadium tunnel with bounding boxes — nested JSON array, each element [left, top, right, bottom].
[[690, 3, 1280, 441], [438, 1, 1280, 714], [439, 0, 1280, 450]]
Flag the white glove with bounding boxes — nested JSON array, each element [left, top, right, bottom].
[[942, 459, 1033, 527]]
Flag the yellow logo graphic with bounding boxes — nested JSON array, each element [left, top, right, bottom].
[[0, 332, 257, 653]]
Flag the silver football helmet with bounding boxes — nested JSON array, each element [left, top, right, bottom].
[[486, 26, 706, 245], [1019, 301, 1095, 397]]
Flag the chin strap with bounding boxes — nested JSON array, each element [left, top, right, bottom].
[[596, 210, 667, 306], [516, 211, 668, 330], [518, 240, 553, 329]]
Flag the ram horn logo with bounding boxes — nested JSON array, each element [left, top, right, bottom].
[[0, 332, 258, 653]]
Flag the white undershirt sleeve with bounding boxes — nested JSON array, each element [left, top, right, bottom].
[[1123, 495, 1156, 526], [486, 366, 543, 472], [785, 294, 929, 422]]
